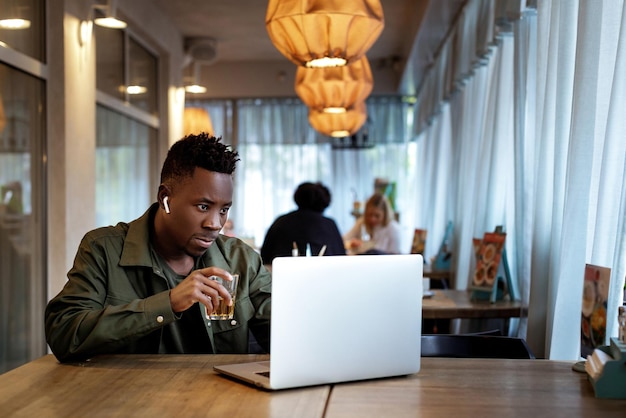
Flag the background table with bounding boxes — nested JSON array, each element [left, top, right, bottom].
[[423, 265, 453, 288], [422, 289, 527, 320]]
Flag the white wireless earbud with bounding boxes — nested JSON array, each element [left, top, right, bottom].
[[163, 196, 171, 214]]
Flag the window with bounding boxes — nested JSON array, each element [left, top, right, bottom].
[[0, 63, 46, 373], [0, 0, 45, 62], [95, 106, 156, 226], [0, 0, 46, 374], [95, 25, 159, 227]]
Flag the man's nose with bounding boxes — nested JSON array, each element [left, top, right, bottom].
[[202, 211, 222, 229]]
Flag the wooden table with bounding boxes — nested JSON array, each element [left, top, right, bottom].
[[0, 354, 328, 418], [422, 289, 527, 320], [325, 358, 626, 418], [1, 355, 625, 417]]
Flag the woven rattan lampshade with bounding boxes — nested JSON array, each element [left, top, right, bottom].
[[183, 107, 213, 136], [295, 56, 373, 113], [309, 101, 367, 137], [266, 0, 384, 68]]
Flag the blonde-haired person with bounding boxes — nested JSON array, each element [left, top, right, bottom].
[[343, 193, 403, 255]]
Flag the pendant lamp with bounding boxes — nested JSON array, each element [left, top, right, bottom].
[[309, 101, 367, 137], [183, 108, 214, 136], [266, 0, 384, 68], [295, 56, 373, 114]]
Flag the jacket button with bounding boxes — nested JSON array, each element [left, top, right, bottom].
[[156, 315, 164, 323], [230, 320, 237, 326]]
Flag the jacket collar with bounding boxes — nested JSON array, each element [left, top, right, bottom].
[[119, 203, 158, 268]]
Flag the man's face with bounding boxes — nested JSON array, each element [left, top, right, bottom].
[[163, 168, 233, 257]]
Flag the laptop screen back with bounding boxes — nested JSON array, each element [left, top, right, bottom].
[[268, 254, 423, 389]]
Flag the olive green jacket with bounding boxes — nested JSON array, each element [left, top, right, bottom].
[[45, 205, 271, 362]]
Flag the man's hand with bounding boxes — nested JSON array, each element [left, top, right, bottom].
[[169, 267, 234, 314]]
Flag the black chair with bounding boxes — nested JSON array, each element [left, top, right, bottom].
[[421, 334, 535, 359]]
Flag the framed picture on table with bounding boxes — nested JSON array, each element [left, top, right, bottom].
[[581, 264, 611, 358]]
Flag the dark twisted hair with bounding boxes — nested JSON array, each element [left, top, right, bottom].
[[160, 133, 240, 189], [293, 182, 331, 212]]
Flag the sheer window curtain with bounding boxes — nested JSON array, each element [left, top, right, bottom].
[[190, 97, 415, 250], [231, 99, 332, 246], [409, 0, 517, 295], [329, 98, 415, 240], [532, 0, 626, 359], [411, 0, 626, 358], [411, 35, 518, 298]]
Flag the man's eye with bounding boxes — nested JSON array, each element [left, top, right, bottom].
[[220, 207, 231, 215], [198, 204, 209, 211]]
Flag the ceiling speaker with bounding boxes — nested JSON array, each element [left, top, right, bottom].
[[185, 37, 218, 65]]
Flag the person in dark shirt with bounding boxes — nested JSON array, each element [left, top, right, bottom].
[[260, 182, 346, 264]]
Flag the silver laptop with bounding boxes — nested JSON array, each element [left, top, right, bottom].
[[214, 254, 423, 390]]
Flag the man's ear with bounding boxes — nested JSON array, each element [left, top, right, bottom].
[[157, 185, 171, 213]]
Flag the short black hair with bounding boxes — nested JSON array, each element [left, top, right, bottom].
[[293, 182, 331, 212], [160, 133, 240, 187]]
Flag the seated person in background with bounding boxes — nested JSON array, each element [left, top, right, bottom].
[[260, 182, 346, 263], [45, 133, 271, 362], [344, 193, 403, 255]]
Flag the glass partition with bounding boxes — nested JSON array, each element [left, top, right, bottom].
[[0, 0, 45, 62], [128, 37, 157, 114], [96, 105, 156, 227], [95, 23, 160, 227], [0, 62, 46, 373], [95, 25, 125, 101]]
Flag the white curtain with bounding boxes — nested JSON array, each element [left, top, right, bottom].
[[532, 0, 626, 359], [232, 98, 332, 245], [411, 0, 626, 359], [190, 97, 415, 250]]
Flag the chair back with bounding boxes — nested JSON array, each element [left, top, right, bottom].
[[421, 334, 535, 359]]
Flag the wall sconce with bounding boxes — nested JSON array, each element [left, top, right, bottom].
[[93, 0, 127, 29], [182, 38, 218, 95], [78, 19, 93, 46], [124, 85, 147, 95], [295, 56, 373, 114], [308, 101, 367, 137], [266, 0, 384, 68], [184, 62, 207, 94], [0, 1, 31, 30]]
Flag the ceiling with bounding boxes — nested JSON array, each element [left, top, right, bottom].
[[150, 0, 466, 96]]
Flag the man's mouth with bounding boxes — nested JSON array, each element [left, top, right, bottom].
[[195, 236, 216, 248]]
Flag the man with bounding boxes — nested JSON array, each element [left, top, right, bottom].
[[260, 182, 346, 263], [45, 134, 271, 362]]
